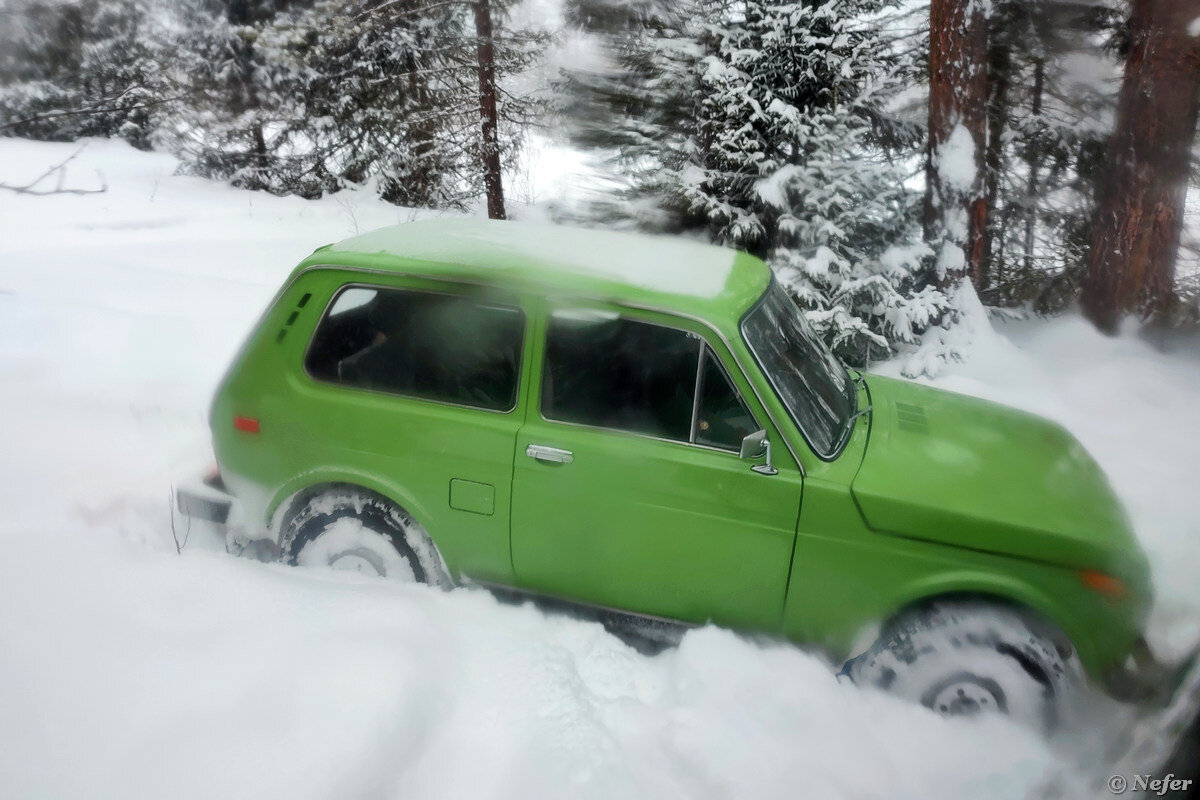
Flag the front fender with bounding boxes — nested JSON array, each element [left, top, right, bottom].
[[783, 529, 1144, 681], [876, 570, 1090, 664]]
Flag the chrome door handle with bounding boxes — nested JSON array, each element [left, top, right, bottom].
[[526, 444, 574, 464]]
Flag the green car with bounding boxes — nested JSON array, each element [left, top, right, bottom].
[[181, 219, 1161, 728]]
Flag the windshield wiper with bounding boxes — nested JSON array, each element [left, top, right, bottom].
[[842, 370, 867, 435], [840, 399, 873, 441], [846, 404, 872, 425]]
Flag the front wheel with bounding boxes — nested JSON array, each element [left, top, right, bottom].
[[848, 602, 1080, 733], [281, 489, 450, 587]]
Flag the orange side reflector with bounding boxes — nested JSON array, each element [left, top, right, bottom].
[[233, 415, 260, 434], [1079, 569, 1127, 598]]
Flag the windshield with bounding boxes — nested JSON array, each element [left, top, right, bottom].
[[741, 283, 855, 458]]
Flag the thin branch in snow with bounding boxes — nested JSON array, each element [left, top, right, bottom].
[[0, 144, 108, 196], [169, 485, 191, 555]]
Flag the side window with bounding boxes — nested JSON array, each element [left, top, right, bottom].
[[305, 285, 523, 412], [542, 312, 698, 441], [695, 347, 758, 451], [542, 310, 758, 451]]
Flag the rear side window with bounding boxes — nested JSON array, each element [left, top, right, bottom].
[[542, 311, 756, 449], [305, 285, 524, 412]]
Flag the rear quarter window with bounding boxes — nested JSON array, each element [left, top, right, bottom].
[[305, 284, 524, 412]]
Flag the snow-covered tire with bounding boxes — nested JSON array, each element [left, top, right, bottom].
[[848, 602, 1080, 733], [280, 489, 450, 587]]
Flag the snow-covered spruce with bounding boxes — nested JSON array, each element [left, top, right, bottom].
[[281, 488, 451, 587], [0, 0, 164, 148], [849, 601, 1081, 733], [0, 0, 547, 208], [561, 0, 947, 366], [698, 1, 948, 366]]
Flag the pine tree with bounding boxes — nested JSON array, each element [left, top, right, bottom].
[[975, 0, 1124, 312], [925, 0, 988, 290], [556, 0, 708, 229], [252, 0, 470, 204], [561, 0, 944, 365], [158, 0, 287, 191], [1081, 0, 1200, 331], [473, 0, 507, 218], [0, 0, 166, 148], [161, 0, 547, 208]]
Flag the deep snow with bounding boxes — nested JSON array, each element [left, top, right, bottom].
[[0, 138, 1197, 799]]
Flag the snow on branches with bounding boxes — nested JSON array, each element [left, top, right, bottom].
[[563, 0, 951, 366]]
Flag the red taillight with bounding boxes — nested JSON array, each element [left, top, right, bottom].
[[233, 415, 260, 434], [1079, 569, 1127, 598]]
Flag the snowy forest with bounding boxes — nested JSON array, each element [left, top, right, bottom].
[[5, 1, 1200, 797], [2, 0, 1198, 373]]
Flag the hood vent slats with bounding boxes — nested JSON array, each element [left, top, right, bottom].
[[895, 402, 929, 434]]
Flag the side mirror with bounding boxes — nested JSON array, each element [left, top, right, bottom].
[[739, 430, 778, 476], [739, 429, 767, 460]]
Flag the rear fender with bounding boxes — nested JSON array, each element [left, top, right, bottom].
[[264, 468, 435, 546]]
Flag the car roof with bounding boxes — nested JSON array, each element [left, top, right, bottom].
[[297, 219, 772, 330]]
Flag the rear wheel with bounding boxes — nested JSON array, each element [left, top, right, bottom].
[[281, 489, 450, 587], [848, 602, 1080, 733]]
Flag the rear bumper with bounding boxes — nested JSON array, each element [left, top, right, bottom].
[[175, 469, 282, 562], [176, 470, 233, 525]]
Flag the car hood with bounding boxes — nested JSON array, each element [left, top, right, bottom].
[[851, 375, 1145, 578]]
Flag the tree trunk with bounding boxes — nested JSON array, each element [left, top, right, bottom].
[[226, 0, 268, 182], [1081, 0, 1200, 333], [1023, 59, 1044, 278], [924, 0, 990, 290], [980, 28, 1011, 296], [473, 0, 506, 220]]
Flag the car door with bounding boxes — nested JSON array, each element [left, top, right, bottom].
[[510, 302, 804, 631]]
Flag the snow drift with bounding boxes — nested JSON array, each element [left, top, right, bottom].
[[1, 138, 1197, 799]]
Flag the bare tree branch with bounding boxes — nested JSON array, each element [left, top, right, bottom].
[[0, 143, 107, 195]]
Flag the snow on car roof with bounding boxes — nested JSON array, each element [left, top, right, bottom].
[[312, 219, 771, 320]]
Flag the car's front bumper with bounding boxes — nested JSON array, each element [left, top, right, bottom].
[[1105, 636, 1200, 709]]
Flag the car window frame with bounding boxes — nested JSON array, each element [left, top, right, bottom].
[[537, 304, 762, 455], [302, 280, 528, 415], [692, 344, 759, 452], [739, 280, 856, 462]]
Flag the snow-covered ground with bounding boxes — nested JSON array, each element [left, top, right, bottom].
[[1, 138, 1197, 799]]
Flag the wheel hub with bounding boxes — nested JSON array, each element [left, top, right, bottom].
[[325, 545, 388, 577], [923, 672, 1008, 718]]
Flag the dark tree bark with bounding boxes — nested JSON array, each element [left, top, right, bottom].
[[226, 1, 269, 179], [1023, 59, 1045, 278], [1081, 0, 1200, 333], [473, 0, 506, 220], [925, 0, 990, 290], [980, 26, 1012, 294]]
